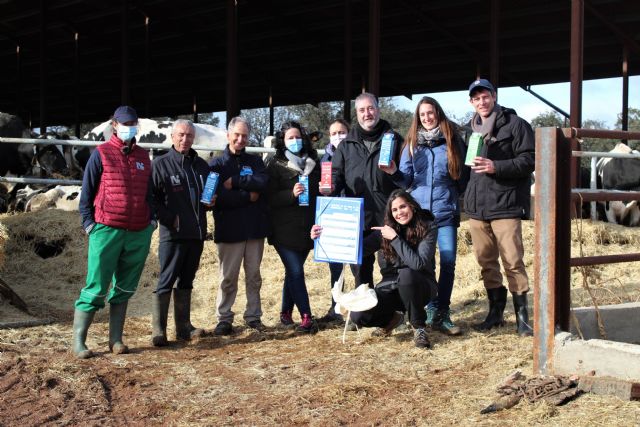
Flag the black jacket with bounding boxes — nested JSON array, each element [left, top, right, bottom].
[[266, 154, 320, 251], [363, 210, 438, 290], [331, 119, 404, 229], [209, 146, 269, 243], [463, 107, 535, 220], [151, 147, 210, 242]]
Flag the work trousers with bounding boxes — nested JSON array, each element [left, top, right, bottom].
[[216, 239, 264, 323], [468, 218, 529, 293], [75, 223, 153, 312], [156, 239, 204, 295], [350, 268, 435, 328]]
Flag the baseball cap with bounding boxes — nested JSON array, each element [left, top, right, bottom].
[[113, 105, 138, 123], [468, 79, 495, 96]]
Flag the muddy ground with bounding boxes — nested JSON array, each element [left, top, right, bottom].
[[1, 210, 639, 426]]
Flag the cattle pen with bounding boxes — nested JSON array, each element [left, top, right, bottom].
[[0, 136, 280, 187], [534, 126, 640, 381]]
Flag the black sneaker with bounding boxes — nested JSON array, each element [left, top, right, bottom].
[[246, 320, 267, 332], [213, 321, 233, 336], [413, 327, 431, 349], [382, 311, 405, 335], [317, 310, 344, 324]]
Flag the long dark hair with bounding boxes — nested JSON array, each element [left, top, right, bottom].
[[380, 189, 433, 262], [403, 96, 462, 180], [274, 120, 318, 160]]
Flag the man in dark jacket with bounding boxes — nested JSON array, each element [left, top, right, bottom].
[[210, 116, 269, 335], [72, 105, 155, 359], [464, 78, 535, 337], [331, 92, 404, 286], [150, 119, 209, 346]]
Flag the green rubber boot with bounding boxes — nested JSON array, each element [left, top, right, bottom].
[[151, 292, 171, 347], [109, 301, 129, 354], [173, 289, 204, 341], [72, 309, 95, 359]]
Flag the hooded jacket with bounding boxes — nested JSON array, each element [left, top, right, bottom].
[[463, 106, 535, 220], [151, 147, 210, 242], [331, 119, 404, 229]]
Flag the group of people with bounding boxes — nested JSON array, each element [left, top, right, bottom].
[[71, 77, 535, 358]]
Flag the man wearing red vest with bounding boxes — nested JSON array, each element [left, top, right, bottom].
[[72, 105, 155, 359]]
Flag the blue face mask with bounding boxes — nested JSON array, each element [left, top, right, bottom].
[[117, 125, 138, 142], [285, 138, 303, 154]]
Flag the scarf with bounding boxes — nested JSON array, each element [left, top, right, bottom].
[[471, 104, 501, 141], [284, 150, 316, 176], [324, 142, 336, 157], [417, 126, 442, 146], [355, 119, 386, 142]]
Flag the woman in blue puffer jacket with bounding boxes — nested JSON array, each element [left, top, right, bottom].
[[396, 96, 469, 336]]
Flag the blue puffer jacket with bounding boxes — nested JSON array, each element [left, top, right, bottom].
[[398, 134, 468, 228]]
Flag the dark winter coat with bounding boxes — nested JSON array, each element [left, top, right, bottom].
[[363, 210, 438, 291], [151, 147, 210, 242], [209, 146, 269, 243], [463, 107, 535, 220], [331, 119, 404, 229], [266, 153, 320, 251]]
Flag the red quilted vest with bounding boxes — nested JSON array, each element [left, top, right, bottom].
[[94, 135, 151, 231]]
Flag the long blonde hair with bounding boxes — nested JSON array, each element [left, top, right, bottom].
[[403, 96, 461, 180]]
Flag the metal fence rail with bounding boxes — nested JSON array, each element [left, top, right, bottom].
[[534, 127, 640, 376], [0, 137, 291, 186]]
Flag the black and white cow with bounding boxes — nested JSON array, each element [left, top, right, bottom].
[[595, 142, 640, 226], [85, 118, 227, 160], [0, 112, 31, 177]]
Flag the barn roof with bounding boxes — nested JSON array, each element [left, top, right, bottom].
[[0, 0, 638, 127]]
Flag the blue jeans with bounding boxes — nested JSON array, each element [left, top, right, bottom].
[[275, 245, 312, 316], [427, 225, 457, 311]]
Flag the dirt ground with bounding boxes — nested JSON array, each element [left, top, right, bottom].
[[1, 210, 639, 426]]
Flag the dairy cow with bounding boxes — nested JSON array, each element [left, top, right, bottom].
[[596, 142, 640, 226], [85, 118, 227, 160]]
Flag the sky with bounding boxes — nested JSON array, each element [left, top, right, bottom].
[[394, 76, 640, 128]]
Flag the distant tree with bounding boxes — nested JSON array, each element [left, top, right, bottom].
[[240, 106, 292, 146], [616, 107, 640, 149], [449, 111, 474, 127], [199, 112, 220, 127], [285, 102, 343, 148], [530, 110, 565, 128], [377, 97, 413, 138]]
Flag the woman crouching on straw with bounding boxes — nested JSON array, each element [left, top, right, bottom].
[[311, 189, 438, 349]]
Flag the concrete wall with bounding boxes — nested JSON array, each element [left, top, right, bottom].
[[554, 332, 640, 381], [571, 302, 640, 344]]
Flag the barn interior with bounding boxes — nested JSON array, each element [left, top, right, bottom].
[[0, 0, 638, 132]]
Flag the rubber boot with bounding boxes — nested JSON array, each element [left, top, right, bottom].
[[512, 292, 534, 337], [72, 309, 95, 359], [109, 301, 129, 354], [151, 292, 171, 347], [173, 288, 204, 341], [474, 286, 507, 331]]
